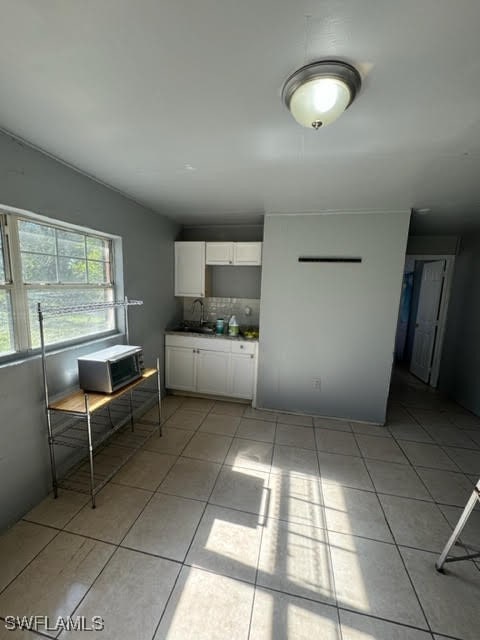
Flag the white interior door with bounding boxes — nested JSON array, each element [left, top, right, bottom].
[[410, 260, 445, 383]]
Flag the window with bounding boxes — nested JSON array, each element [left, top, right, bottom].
[[0, 217, 15, 355], [0, 213, 116, 357]]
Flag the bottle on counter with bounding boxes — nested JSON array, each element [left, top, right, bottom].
[[228, 315, 239, 336], [215, 318, 224, 335]]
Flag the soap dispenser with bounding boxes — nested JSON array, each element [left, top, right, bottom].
[[228, 315, 239, 336]]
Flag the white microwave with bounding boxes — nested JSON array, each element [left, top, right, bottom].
[[78, 345, 144, 393]]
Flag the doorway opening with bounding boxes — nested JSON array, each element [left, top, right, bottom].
[[394, 254, 455, 387]]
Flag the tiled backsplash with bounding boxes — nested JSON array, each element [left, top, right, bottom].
[[183, 297, 260, 327]]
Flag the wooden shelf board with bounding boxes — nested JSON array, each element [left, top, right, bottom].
[[48, 368, 157, 414]]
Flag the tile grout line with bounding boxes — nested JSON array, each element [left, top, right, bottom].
[[315, 456, 344, 640], [66, 446, 470, 561], [0, 523, 63, 601], [5, 396, 479, 639], [246, 420, 277, 639], [190, 419, 480, 472], [335, 605, 443, 640], [46, 402, 198, 640], [0, 594, 459, 640], [395, 402, 480, 551], [21, 408, 475, 556], [350, 427, 434, 635], [26, 487, 469, 563], [0, 615, 54, 639], [398, 421, 480, 575], [150, 419, 244, 640], [245, 587, 258, 640], [54, 401, 208, 640], [244, 421, 278, 639]]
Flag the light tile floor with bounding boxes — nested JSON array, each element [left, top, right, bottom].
[[1, 370, 480, 639]]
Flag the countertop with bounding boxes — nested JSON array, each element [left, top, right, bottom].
[[165, 329, 258, 343]]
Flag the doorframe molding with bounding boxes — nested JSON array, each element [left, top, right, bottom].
[[407, 254, 456, 387]]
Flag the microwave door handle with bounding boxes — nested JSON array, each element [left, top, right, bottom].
[[107, 360, 114, 392]]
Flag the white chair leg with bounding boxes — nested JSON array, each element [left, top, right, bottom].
[[436, 480, 480, 572]]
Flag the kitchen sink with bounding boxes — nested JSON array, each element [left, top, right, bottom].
[[170, 326, 214, 334], [191, 327, 214, 334]]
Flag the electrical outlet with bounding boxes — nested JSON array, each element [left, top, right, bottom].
[[313, 378, 321, 391]]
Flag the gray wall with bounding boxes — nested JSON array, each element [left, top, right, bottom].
[[210, 266, 261, 299], [257, 212, 410, 424], [0, 131, 180, 530], [439, 234, 480, 416], [407, 235, 460, 255], [182, 224, 263, 242]]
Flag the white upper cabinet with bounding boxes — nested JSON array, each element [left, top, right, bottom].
[[175, 242, 205, 297], [205, 242, 234, 265], [233, 242, 262, 265], [205, 242, 262, 266]]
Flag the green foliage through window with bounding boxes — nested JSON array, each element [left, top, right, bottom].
[[19, 220, 112, 285], [0, 291, 14, 354], [0, 230, 5, 283], [28, 289, 115, 348], [0, 214, 116, 356]]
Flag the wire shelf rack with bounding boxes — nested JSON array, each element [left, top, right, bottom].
[[38, 299, 143, 316], [38, 295, 163, 508]]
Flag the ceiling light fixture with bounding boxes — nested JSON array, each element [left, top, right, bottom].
[[282, 60, 361, 129]]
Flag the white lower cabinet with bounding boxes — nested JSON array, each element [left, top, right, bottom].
[[165, 335, 257, 401], [196, 349, 231, 396], [230, 353, 255, 399], [165, 346, 196, 392]]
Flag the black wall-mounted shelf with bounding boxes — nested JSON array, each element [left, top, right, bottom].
[[298, 257, 362, 263]]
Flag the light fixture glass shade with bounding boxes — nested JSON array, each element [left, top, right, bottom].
[[282, 61, 361, 129], [289, 77, 351, 128]]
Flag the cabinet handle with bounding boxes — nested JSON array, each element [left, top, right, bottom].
[[240, 345, 244, 349], [229, 260, 232, 264], [250, 354, 254, 359], [192, 349, 196, 353]]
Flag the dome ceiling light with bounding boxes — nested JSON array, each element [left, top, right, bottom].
[[282, 60, 362, 129]]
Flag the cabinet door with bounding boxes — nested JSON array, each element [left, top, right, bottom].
[[196, 349, 231, 396], [175, 242, 205, 297], [230, 353, 255, 399], [233, 242, 262, 265], [165, 346, 196, 391], [206, 242, 234, 265]]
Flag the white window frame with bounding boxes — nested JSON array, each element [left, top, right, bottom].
[[0, 214, 17, 354], [0, 211, 118, 360]]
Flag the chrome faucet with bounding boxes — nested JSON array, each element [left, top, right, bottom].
[[191, 298, 205, 325]]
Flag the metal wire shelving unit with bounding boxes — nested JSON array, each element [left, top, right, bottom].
[[38, 296, 162, 508]]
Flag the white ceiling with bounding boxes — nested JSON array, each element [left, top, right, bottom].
[[1, 0, 480, 232]]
